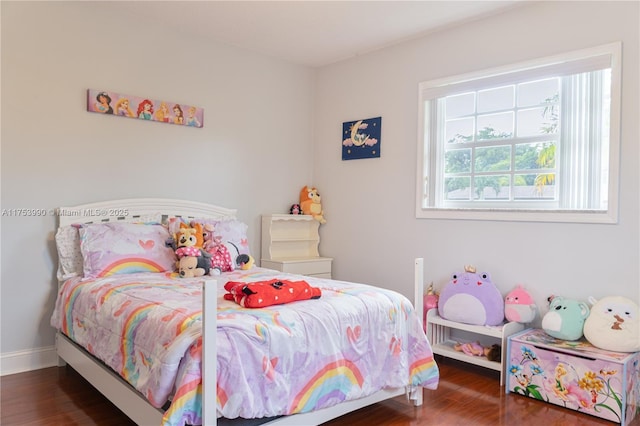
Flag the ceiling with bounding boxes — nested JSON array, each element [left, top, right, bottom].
[[116, 1, 525, 68]]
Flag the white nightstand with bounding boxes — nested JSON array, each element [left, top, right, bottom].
[[261, 214, 332, 278]]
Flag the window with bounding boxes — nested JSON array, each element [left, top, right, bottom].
[[416, 43, 621, 223]]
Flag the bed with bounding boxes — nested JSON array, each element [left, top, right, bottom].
[[50, 198, 439, 426]]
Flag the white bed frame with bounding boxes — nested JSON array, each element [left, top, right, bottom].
[[55, 198, 426, 426]]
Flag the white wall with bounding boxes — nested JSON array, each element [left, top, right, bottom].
[[1, 1, 314, 369], [314, 1, 639, 319]]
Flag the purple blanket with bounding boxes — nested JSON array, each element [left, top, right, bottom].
[[51, 268, 439, 425]]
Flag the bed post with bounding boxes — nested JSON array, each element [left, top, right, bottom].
[[413, 258, 425, 406], [202, 278, 217, 426]]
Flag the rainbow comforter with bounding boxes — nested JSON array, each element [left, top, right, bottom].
[[51, 268, 439, 426]]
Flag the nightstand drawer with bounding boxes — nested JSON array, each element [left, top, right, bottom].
[[261, 257, 332, 277], [307, 272, 332, 279]]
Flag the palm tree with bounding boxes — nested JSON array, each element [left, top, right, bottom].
[[535, 94, 559, 195]]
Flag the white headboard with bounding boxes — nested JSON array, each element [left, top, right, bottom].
[[57, 198, 237, 227]]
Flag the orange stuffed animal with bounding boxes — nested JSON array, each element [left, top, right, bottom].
[[175, 222, 204, 249], [300, 185, 326, 224], [173, 222, 211, 277]]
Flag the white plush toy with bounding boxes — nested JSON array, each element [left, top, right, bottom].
[[583, 296, 640, 353]]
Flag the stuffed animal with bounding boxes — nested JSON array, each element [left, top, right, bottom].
[[541, 295, 590, 341], [172, 223, 210, 277], [236, 254, 255, 270], [174, 245, 212, 277], [208, 242, 234, 274], [174, 223, 204, 260], [505, 285, 537, 324], [201, 223, 254, 272], [424, 282, 439, 311], [175, 222, 204, 250], [300, 186, 326, 224], [201, 224, 220, 251], [583, 296, 640, 352], [438, 266, 504, 326], [290, 204, 302, 215], [177, 255, 210, 278], [423, 282, 439, 327]]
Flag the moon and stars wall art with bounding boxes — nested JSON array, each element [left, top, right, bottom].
[[342, 116, 381, 160]]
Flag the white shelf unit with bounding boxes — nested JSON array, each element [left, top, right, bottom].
[[426, 309, 524, 386], [261, 214, 332, 278]]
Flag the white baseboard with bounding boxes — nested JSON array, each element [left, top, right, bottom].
[[1, 346, 58, 376]]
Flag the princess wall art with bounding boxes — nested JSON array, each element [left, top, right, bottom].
[[87, 89, 204, 128]]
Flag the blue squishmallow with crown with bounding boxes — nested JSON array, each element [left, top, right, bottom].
[[438, 266, 505, 326]]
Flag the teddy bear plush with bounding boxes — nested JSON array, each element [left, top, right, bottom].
[[541, 295, 590, 341]]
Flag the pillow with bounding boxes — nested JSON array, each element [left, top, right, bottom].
[[80, 222, 176, 278], [185, 218, 251, 270], [166, 216, 187, 237], [55, 225, 83, 280], [54, 213, 163, 280], [211, 219, 251, 257], [184, 218, 250, 254]]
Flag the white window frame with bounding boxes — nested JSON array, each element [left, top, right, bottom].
[[416, 42, 621, 224]]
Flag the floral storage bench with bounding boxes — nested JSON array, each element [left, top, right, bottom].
[[506, 328, 640, 425]]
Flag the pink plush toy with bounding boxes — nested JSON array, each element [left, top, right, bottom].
[[424, 282, 439, 310], [504, 285, 537, 324], [201, 223, 234, 274], [423, 282, 439, 330], [202, 224, 221, 251]]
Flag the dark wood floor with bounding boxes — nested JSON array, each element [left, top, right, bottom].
[[1, 356, 636, 425]]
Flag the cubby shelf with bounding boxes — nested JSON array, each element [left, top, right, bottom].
[[426, 309, 524, 386], [261, 214, 332, 278]]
